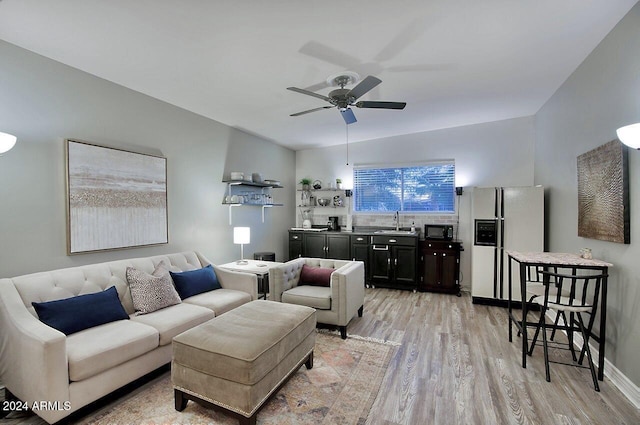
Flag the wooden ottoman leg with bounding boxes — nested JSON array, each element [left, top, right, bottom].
[[305, 351, 314, 369], [239, 414, 257, 425], [174, 389, 188, 411]]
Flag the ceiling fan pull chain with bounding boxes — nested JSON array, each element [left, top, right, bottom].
[[346, 123, 349, 165]]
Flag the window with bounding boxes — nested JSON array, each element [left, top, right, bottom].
[[353, 161, 455, 213]]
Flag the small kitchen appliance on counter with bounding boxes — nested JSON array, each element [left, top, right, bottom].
[[327, 216, 339, 231], [424, 224, 453, 240]]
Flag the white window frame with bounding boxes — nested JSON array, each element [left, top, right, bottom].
[[352, 160, 456, 214]]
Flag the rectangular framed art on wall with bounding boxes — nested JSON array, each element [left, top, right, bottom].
[[577, 139, 630, 244], [66, 139, 168, 254]]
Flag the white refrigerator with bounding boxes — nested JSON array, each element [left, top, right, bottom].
[[471, 186, 544, 303]]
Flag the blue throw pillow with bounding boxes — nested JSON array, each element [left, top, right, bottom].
[[32, 286, 128, 335], [170, 264, 221, 299]]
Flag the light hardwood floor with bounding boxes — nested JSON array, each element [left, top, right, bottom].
[[3, 289, 639, 424], [353, 289, 640, 425]]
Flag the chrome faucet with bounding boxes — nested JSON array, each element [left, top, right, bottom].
[[394, 211, 400, 231]]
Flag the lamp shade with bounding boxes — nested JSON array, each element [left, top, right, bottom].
[[233, 227, 250, 245], [616, 123, 640, 149], [0, 132, 17, 154]]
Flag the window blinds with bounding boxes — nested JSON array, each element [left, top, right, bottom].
[[353, 162, 455, 213]]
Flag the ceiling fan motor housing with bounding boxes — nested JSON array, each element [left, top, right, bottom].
[[288, 74, 405, 124], [328, 88, 355, 109]]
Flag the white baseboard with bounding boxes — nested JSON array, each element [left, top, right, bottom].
[[544, 310, 640, 408]]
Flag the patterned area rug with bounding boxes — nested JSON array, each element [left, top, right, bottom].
[[77, 331, 397, 425]]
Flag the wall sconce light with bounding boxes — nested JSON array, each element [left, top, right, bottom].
[[0, 132, 17, 155], [233, 227, 251, 264], [616, 123, 640, 149], [455, 186, 464, 196]]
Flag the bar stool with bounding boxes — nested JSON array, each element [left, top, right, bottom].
[[526, 270, 605, 391]]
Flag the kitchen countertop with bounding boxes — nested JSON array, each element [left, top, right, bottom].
[[289, 227, 421, 237]]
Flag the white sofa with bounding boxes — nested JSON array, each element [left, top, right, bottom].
[[0, 251, 257, 424], [268, 258, 365, 339]]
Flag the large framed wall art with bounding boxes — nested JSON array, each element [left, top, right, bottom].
[[577, 139, 630, 244], [66, 139, 168, 254]]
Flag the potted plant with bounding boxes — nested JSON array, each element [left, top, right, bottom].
[[299, 178, 311, 190], [336, 178, 342, 189]]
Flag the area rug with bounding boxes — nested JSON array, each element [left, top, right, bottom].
[[76, 331, 397, 425]]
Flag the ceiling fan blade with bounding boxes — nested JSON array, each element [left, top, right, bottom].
[[348, 75, 382, 100], [340, 108, 357, 125], [356, 101, 407, 110], [387, 63, 455, 72], [373, 18, 427, 63], [290, 106, 333, 117], [303, 80, 330, 92], [298, 41, 362, 69], [287, 87, 333, 103]]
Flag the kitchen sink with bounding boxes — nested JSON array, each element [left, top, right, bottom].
[[373, 230, 417, 235]]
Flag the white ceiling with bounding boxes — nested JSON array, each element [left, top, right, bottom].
[[0, 0, 637, 150]]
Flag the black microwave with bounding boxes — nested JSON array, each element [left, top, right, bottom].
[[425, 224, 454, 240]]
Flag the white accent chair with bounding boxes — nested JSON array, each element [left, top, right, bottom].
[[268, 258, 365, 339]]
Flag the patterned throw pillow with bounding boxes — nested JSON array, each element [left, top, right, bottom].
[[126, 261, 182, 315]]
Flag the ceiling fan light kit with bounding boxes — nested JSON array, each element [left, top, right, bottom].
[[288, 74, 406, 125]]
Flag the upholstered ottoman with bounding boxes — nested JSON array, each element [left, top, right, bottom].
[[171, 300, 316, 425]]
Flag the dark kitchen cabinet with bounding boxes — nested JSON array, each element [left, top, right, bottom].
[[303, 233, 326, 258], [290, 231, 351, 260], [350, 235, 370, 283], [288, 231, 304, 260], [287, 230, 419, 290], [420, 240, 462, 295], [370, 235, 418, 291], [303, 232, 351, 260], [326, 234, 351, 260]]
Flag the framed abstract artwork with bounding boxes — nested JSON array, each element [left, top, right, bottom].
[[66, 139, 168, 254], [577, 140, 629, 244]]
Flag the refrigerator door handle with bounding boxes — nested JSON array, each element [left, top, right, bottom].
[[493, 246, 499, 298]]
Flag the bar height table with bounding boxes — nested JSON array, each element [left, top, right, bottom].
[[506, 251, 612, 381]]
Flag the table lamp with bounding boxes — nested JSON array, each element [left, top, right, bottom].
[[233, 227, 250, 264]]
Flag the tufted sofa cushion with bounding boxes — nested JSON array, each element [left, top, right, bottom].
[[13, 252, 205, 317]]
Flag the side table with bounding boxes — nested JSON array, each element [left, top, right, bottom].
[[218, 259, 283, 300]]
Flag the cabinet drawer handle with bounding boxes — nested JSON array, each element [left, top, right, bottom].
[[433, 253, 437, 256], [292, 236, 299, 240], [443, 253, 447, 257], [394, 258, 398, 266], [373, 245, 389, 251], [389, 239, 397, 243], [356, 237, 364, 241]]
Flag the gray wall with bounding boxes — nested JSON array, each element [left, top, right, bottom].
[[535, 4, 640, 386], [0, 40, 295, 278]]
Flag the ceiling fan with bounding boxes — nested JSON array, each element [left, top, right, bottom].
[[287, 74, 406, 125]]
